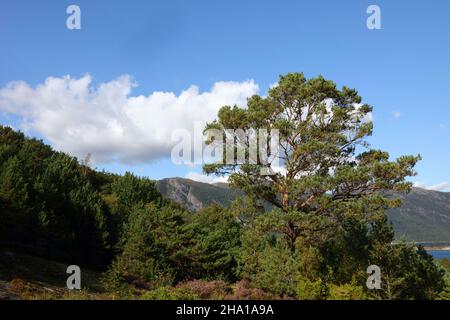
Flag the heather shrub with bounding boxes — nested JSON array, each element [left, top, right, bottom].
[[176, 280, 231, 299], [142, 286, 200, 300], [225, 280, 278, 300]]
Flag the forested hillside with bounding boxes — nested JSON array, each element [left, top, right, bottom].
[[0, 126, 176, 267], [0, 126, 116, 268], [0, 125, 241, 297], [157, 178, 450, 242], [1, 74, 449, 300]]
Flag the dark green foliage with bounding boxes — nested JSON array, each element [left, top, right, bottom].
[[104, 204, 241, 291], [110, 172, 161, 212], [0, 127, 111, 266], [34, 153, 111, 265], [438, 259, 450, 300], [180, 205, 241, 281], [440, 259, 450, 273], [149, 177, 450, 243], [369, 240, 446, 300], [103, 172, 163, 247], [1, 72, 448, 300], [204, 73, 419, 251], [0, 126, 167, 268], [103, 203, 188, 290], [202, 73, 446, 299]]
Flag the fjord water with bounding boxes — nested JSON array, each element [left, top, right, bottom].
[[428, 250, 450, 260]]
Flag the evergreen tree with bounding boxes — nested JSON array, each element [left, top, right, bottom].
[[203, 73, 444, 298], [179, 205, 241, 282]]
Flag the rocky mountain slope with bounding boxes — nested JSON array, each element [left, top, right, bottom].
[[156, 178, 450, 242], [156, 178, 240, 212], [388, 188, 450, 242]]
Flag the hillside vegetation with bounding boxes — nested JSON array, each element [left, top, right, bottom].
[[157, 178, 450, 242], [1, 73, 449, 300]]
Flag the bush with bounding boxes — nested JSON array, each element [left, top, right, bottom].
[[437, 259, 450, 300], [176, 280, 231, 299], [225, 280, 278, 300], [296, 278, 329, 300], [142, 286, 199, 300], [328, 282, 367, 300]]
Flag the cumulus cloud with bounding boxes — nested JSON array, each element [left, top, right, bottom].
[[0, 75, 259, 164], [0, 74, 374, 167], [414, 181, 449, 192], [185, 171, 228, 184]]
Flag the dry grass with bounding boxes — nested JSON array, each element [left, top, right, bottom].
[[0, 249, 113, 300]]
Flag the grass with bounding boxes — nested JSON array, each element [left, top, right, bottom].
[[0, 248, 112, 300], [2, 249, 449, 300]]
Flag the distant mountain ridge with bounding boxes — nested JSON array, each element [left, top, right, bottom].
[[155, 178, 241, 212], [156, 178, 450, 242], [388, 188, 450, 242]]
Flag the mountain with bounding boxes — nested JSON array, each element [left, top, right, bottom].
[[156, 178, 241, 212], [156, 178, 450, 242], [387, 188, 450, 242]]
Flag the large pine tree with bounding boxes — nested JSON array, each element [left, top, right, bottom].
[[203, 73, 445, 299]]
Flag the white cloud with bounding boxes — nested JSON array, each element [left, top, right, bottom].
[[0, 74, 375, 167], [185, 171, 228, 184], [356, 103, 373, 123], [414, 181, 449, 192], [0, 75, 259, 164], [4, 124, 15, 130], [269, 82, 279, 89]]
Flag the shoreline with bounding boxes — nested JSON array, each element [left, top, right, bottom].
[[423, 246, 450, 251]]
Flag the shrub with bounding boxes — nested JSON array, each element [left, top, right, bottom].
[[176, 280, 231, 299], [142, 286, 199, 300], [296, 278, 329, 300], [225, 280, 278, 300], [328, 282, 367, 300], [437, 259, 450, 300]]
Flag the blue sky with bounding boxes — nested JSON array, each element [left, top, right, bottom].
[[0, 0, 449, 190]]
